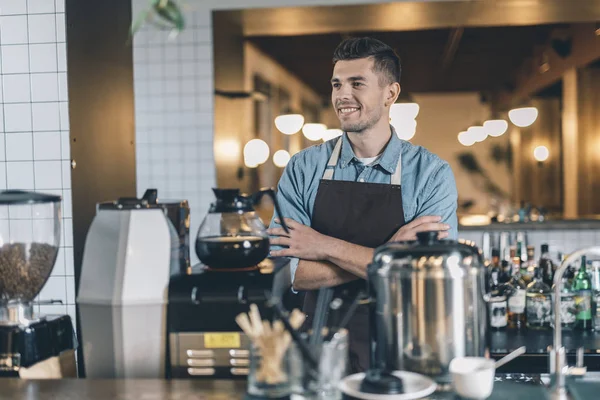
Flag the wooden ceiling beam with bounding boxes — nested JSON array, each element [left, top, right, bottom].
[[441, 27, 464, 71], [493, 23, 600, 110], [241, 0, 600, 37]]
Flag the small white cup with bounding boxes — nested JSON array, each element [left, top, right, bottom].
[[449, 357, 495, 399]]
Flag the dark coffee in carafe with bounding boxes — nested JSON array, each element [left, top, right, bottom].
[[195, 236, 269, 269]]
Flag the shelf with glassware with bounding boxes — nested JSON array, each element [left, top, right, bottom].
[[485, 240, 600, 373]]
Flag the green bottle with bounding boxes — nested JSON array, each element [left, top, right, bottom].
[[574, 256, 593, 331]]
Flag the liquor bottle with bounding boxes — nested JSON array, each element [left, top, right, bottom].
[[518, 245, 536, 285], [500, 260, 511, 284], [507, 257, 527, 330], [590, 260, 600, 332], [514, 233, 527, 284], [486, 249, 501, 292], [574, 256, 593, 331], [488, 267, 508, 330], [552, 265, 576, 330], [539, 244, 555, 287], [526, 267, 552, 330]]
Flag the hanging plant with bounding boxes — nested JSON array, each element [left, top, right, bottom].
[[489, 143, 513, 172], [130, 0, 185, 39], [457, 152, 510, 200]]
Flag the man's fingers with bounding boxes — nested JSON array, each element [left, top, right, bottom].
[[283, 218, 302, 228], [411, 222, 450, 233], [269, 237, 291, 247], [274, 218, 300, 229], [270, 248, 294, 258], [267, 227, 289, 237], [403, 215, 442, 230]]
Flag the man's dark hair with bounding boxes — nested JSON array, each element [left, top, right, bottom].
[[332, 37, 401, 85]]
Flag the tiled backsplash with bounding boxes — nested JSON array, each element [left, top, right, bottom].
[[132, 0, 216, 265], [0, 0, 75, 325]]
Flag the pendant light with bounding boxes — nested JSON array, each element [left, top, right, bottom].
[[468, 125, 487, 143], [458, 131, 476, 147], [274, 113, 305, 135], [321, 129, 343, 142], [533, 146, 549, 162], [483, 119, 508, 137], [243, 139, 270, 167], [508, 107, 538, 128], [302, 123, 327, 141], [273, 150, 291, 168]]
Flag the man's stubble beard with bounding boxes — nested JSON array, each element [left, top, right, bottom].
[[340, 108, 383, 134]]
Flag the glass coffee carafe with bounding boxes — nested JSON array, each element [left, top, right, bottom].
[[195, 188, 289, 270]]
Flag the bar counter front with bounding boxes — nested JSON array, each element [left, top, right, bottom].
[[3, 375, 600, 400]]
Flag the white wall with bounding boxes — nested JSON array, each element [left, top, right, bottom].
[[0, 0, 76, 324], [132, 4, 216, 266]]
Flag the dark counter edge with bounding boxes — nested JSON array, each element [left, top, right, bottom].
[[459, 219, 600, 232]]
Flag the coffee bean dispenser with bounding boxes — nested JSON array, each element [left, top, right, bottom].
[[0, 190, 77, 378]]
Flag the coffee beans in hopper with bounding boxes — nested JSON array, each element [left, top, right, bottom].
[[0, 243, 58, 302]]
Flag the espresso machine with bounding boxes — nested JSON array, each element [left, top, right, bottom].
[[78, 189, 189, 378], [167, 188, 296, 379], [0, 190, 77, 378]]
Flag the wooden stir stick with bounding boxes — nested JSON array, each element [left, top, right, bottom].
[[235, 304, 306, 385]]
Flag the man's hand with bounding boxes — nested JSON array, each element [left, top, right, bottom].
[[268, 218, 329, 261], [388, 216, 450, 242]]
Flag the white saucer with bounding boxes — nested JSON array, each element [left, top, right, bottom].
[[339, 371, 437, 400]]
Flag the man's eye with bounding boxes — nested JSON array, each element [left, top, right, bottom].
[[332, 83, 341, 88], [353, 82, 363, 87]]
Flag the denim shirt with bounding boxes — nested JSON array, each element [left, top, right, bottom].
[[269, 127, 458, 284]]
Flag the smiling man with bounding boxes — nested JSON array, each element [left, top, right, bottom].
[[268, 37, 458, 372]]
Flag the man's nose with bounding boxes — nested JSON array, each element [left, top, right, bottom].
[[335, 83, 352, 101]]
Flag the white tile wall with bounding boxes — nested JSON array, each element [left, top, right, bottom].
[[31, 73, 59, 102], [0, 1, 75, 326], [0, 0, 27, 16], [4, 103, 32, 131], [132, 2, 217, 265], [3, 74, 31, 103], [458, 228, 600, 261]]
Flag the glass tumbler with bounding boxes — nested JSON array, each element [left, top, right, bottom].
[[292, 328, 349, 400], [247, 342, 294, 398]]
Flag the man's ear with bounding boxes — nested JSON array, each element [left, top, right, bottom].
[[386, 83, 401, 107]]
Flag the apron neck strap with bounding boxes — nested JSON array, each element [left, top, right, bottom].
[[322, 138, 342, 180], [322, 137, 403, 185], [391, 150, 402, 185]]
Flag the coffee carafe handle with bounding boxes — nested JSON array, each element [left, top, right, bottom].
[[252, 187, 290, 234]]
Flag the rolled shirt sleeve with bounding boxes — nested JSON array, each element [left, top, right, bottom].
[[268, 155, 310, 285], [416, 162, 458, 240]]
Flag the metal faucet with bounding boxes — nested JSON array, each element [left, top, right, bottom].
[[550, 246, 600, 399]]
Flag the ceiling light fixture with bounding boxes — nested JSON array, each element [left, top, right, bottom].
[[483, 119, 508, 137], [302, 123, 327, 141], [508, 107, 538, 127], [274, 113, 305, 135]]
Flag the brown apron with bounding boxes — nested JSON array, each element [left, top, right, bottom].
[[302, 137, 406, 373]]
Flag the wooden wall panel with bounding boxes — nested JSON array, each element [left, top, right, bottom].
[[577, 67, 600, 216], [518, 98, 563, 214]]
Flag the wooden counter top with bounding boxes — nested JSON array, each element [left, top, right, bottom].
[[1, 379, 247, 400], [5, 377, 600, 399]]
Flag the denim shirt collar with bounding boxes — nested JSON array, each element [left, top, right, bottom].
[[339, 125, 403, 174]]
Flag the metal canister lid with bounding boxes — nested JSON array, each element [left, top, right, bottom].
[[0, 190, 61, 205]]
